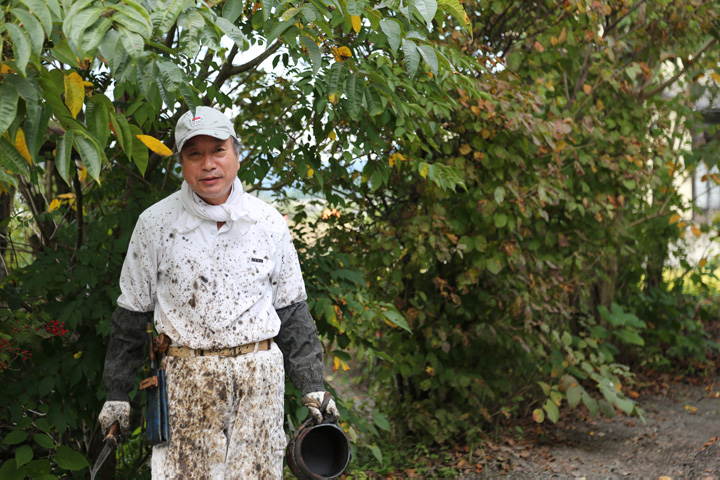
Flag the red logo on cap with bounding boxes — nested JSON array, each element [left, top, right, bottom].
[[190, 115, 203, 127]]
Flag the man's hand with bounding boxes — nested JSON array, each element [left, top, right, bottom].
[[302, 391, 340, 424], [98, 401, 130, 435]]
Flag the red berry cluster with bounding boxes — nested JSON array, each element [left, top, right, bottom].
[[0, 339, 31, 370], [41, 320, 69, 336]]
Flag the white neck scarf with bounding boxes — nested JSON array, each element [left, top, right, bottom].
[[180, 178, 251, 223]]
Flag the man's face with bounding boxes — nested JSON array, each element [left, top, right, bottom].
[[180, 135, 239, 205]]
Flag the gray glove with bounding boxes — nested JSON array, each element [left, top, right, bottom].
[[98, 401, 130, 435], [302, 391, 340, 424]]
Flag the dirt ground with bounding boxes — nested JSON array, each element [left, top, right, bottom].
[[477, 375, 720, 478]]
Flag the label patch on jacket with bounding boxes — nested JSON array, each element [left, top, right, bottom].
[[251, 258, 264, 263]]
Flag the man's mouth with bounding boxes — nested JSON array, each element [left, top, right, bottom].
[[199, 176, 221, 184]]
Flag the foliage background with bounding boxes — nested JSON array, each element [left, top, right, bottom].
[[1, 0, 720, 477]]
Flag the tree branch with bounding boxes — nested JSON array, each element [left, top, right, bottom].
[[640, 38, 717, 101]]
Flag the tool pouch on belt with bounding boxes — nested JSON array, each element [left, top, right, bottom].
[[139, 325, 169, 447]]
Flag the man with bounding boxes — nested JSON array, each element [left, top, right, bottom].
[[98, 106, 339, 478]]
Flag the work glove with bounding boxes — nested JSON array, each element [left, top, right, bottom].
[[302, 391, 340, 424], [98, 401, 130, 436]]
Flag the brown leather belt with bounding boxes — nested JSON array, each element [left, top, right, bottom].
[[166, 339, 273, 358]]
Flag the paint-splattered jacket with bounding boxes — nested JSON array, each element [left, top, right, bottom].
[[103, 187, 324, 402]]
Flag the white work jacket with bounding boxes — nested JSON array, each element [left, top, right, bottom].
[[116, 186, 307, 349]]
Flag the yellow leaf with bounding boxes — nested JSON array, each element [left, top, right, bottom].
[[389, 154, 397, 168], [328, 93, 338, 104], [333, 356, 341, 372], [425, 366, 435, 376], [471, 105, 482, 116], [73, 351, 83, 359], [48, 198, 62, 212], [711, 72, 720, 84], [351, 15, 362, 33], [583, 84, 592, 95], [64, 72, 86, 119], [329, 130, 336, 141], [419, 163, 429, 178], [58, 193, 76, 199], [668, 213, 681, 225], [78, 166, 87, 182], [596, 99, 605, 111], [136, 135, 173, 156], [534, 41, 544, 53], [14, 129, 32, 164], [699, 258, 708, 268], [691, 225, 702, 238], [332, 46, 352, 62], [1, 64, 14, 74], [677, 221, 687, 229], [685, 404, 698, 414], [459, 144, 472, 155], [307, 167, 314, 178]]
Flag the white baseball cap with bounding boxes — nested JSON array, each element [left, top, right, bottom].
[[175, 106, 238, 152]]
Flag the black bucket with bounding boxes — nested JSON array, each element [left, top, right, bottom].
[[286, 419, 351, 479]]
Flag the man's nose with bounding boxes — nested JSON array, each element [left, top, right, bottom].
[[200, 153, 216, 170]]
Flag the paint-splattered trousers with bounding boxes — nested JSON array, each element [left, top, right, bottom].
[[151, 343, 286, 479]]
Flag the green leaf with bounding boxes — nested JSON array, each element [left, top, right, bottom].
[[567, 385, 582, 408], [364, 85, 383, 116], [383, 308, 412, 333], [537, 381, 550, 396], [86, 99, 109, 149], [493, 186, 505, 204], [81, 16, 113, 53], [0, 83, 20, 138], [493, 212, 507, 228], [346, 75, 363, 120], [266, 20, 294, 41], [56, 130, 76, 186], [416, 44, 438, 75], [37, 376, 55, 397], [543, 398, 559, 423], [582, 391, 599, 417], [372, 411, 391, 431], [437, 0, 470, 32], [0, 459, 27, 480], [15, 445, 33, 467], [346, 0, 365, 15], [54, 446, 89, 471], [222, 0, 243, 22], [0, 137, 30, 177], [486, 257, 502, 275], [10, 8, 45, 55], [32, 434, 55, 449], [0, 169, 19, 188], [2, 430, 29, 445], [614, 329, 644, 346], [379, 18, 401, 53], [413, 0, 437, 26], [66, 5, 103, 51], [402, 39, 420, 77], [113, 113, 134, 162], [365, 444, 383, 465], [73, 131, 104, 182], [19, 0, 53, 34], [6, 23, 32, 76], [614, 395, 635, 414], [151, 0, 187, 34], [327, 61, 345, 95], [129, 124, 149, 176], [118, 25, 145, 59], [215, 17, 248, 49], [300, 35, 322, 75]]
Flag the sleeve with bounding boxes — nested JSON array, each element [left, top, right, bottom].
[[116, 215, 158, 312], [271, 226, 307, 310], [275, 301, 325, 394], [103, 307, 150, 401], [104, 214, 157, 402]]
